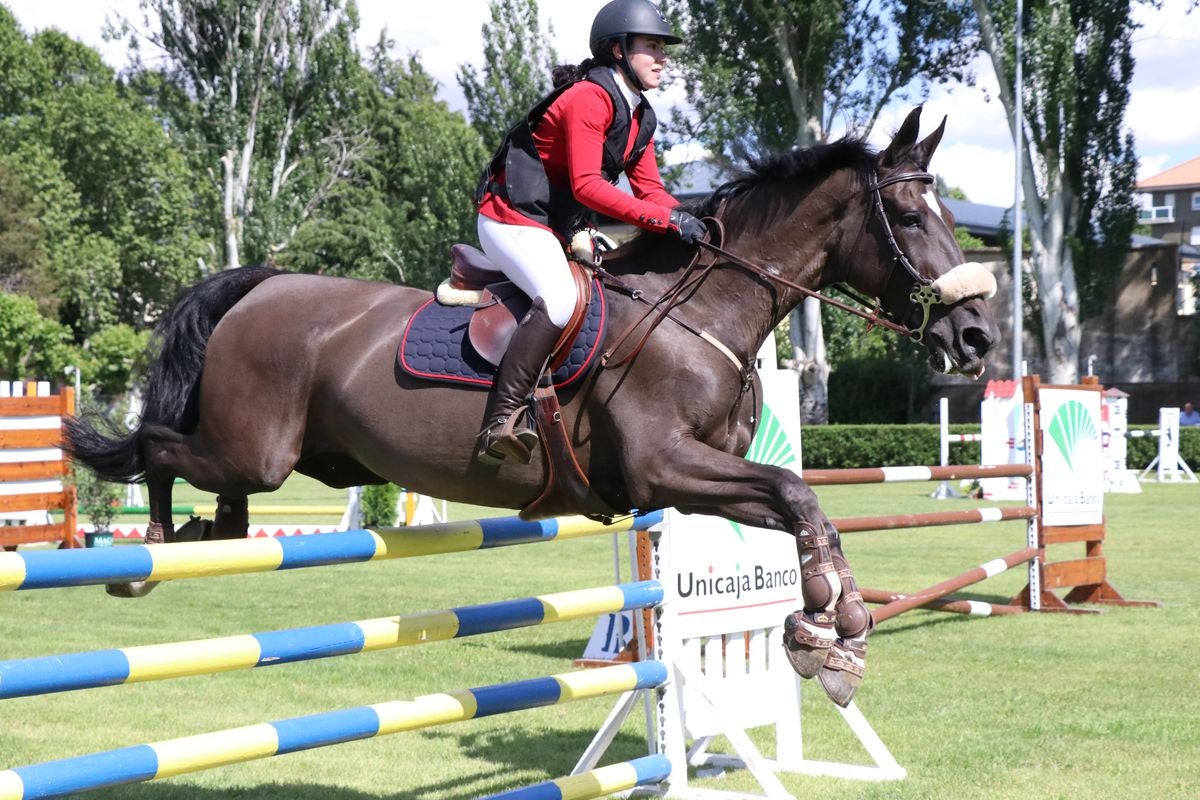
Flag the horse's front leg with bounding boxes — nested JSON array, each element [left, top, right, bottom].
[[631, 438, 872, 706]]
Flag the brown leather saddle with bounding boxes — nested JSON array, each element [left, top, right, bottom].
[[437, 244, 594, 372], [437, 243, 620, 523]]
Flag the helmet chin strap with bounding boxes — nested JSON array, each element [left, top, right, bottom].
[[614, 35, 646, 92]]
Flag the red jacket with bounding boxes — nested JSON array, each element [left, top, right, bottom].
[[479, 80, 679, 237]]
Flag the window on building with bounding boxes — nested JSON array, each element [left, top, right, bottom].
[[1179, 262, 1198, 316], [1192, 226, 1200, 246], [1193, 192, 1200, 211]]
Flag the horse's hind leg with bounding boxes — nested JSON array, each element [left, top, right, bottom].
[[105, 470, 175, 598], [210, 495, 249, 539]]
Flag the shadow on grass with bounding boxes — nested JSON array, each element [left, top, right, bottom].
[[499, 637, 590, 661], [80, 727, 649, 800]]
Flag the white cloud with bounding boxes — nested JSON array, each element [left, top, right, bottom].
[[1131, 0, 1200, 92], [5, 0, 1195, 204], [1138, 153, 1173, 182]]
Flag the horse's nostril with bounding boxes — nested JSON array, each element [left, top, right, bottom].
[[962, 325, 993, 356]]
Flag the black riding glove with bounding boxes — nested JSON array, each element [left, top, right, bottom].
[[668, 210, 707, 245]]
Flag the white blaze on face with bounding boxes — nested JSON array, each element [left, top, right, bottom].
[[923, 188, 950, 232]]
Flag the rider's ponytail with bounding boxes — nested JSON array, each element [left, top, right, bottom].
[[552, 51, 615, 88]]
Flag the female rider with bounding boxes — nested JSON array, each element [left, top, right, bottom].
[[473, 0, 707, 465]]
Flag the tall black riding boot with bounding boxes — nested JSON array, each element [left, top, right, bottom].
[[475, 298, 564, 465]]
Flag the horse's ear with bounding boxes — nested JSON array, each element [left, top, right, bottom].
[[912, 115, 947, 170], [878, 106, 924, 168]]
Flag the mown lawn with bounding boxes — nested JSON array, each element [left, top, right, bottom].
[[4, 480, 1198, 799]]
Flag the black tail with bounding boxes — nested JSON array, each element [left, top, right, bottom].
[[64, 267, 284, 483]]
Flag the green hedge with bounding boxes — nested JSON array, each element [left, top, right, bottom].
[[799, 424, 1200, 470], [1125, 425, 1200, 471]]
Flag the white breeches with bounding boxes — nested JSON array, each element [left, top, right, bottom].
[[477, 214, 577, 328]]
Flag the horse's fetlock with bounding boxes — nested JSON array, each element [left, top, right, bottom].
[[796, 521, 840, 613]]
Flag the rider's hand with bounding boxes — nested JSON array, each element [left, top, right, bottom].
[[668, 210, 707, 245]]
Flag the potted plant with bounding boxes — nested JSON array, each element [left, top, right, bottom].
[[71, 465, 123, 547]]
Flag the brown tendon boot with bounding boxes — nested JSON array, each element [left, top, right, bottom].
[[782, 521, 840, 678], [475, 298, 564, 465], [818, 548, 874, 707]]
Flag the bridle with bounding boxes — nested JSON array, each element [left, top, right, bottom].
[[597, 169, 949, 373], [859, 170, 940, 342]]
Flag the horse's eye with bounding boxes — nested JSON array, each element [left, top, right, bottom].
[[899, 212, 922, 229]]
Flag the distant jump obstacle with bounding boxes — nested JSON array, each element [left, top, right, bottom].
[[807, 376, 1158, 620], [0, 382, 77, 550]]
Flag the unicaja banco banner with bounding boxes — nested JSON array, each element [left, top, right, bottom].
[[1039, 388, 1104, 526]]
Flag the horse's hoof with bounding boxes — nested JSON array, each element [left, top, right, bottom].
[[105, 580, 159, 599], [782, 611, 835, 679], [816, 640, 865, 707]]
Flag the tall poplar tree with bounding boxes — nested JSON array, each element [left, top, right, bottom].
[[457, 0, 558, 154], [119, 0, 367, 270], [973, 0, 1141, 383], [662, 0, 979, 422]]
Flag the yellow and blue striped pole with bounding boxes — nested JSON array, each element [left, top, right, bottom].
[[480, 754, 672, 800], [0, 511, 663, 592], [0, 661, 667, 800], [0, 581, 663, 699]]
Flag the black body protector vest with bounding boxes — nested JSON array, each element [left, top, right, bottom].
[[476, 66, 657, 237]]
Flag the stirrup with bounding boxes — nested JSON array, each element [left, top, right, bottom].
[[476, 408, 538, 465]]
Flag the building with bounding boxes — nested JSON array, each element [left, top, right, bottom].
[[1137, 156, 1200, 248], [1137, 157, 1200, 317]]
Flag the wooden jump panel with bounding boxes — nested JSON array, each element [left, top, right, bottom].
[[1042, 523, 1106, 545], [0, 430, 62, 449], [0, 492, 69, 514], [0, 462, 68, 482], [0, 396, 67, 415], [0, 524, 69, 547], [1042, 557, 1107, 590]]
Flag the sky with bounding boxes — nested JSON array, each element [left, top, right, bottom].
[[4, 0, 1199, 208]]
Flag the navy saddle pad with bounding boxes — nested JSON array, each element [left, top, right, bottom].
[[397, 282, 607, 390]]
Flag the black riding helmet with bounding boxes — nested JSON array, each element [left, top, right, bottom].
[[589, 0, 681, 92]]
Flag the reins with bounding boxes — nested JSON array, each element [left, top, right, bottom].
[[597, 170, 943, 373]]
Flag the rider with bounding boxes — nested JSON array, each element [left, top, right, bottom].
[[473, 0, 708, 465]]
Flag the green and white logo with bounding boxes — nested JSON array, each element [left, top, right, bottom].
[[744, 402, 797, 469], [1047, 398, 1100, 471], [729, 402, 798, 539]]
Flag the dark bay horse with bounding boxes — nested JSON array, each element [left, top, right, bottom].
[[67, 107, 998, 706]]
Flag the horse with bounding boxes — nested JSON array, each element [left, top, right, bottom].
[[67, 107, 998, 706]]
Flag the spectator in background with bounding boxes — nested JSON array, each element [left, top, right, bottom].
[[1180, 402, 1200, 426]]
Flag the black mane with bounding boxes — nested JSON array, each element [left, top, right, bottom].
[[695, 136, 877, 217], [614, 137, 877, 261]]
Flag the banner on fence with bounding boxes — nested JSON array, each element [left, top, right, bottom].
[[980, 380, 1026, 500], [1039, 387, 1104, 526]]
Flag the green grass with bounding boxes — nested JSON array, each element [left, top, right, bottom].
[[6, 482, 1200, 799]]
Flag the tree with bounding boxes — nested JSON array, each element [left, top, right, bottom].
[[0, 157, 44, 295], [0, 14, 206, 337], [457, 0, 558, 154], [973, 0, 1141, 383], [662, 0, 979, 422], [281, 41, 487, 290], [119, 0, 369, 270], [0, 293, 78, 379]]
